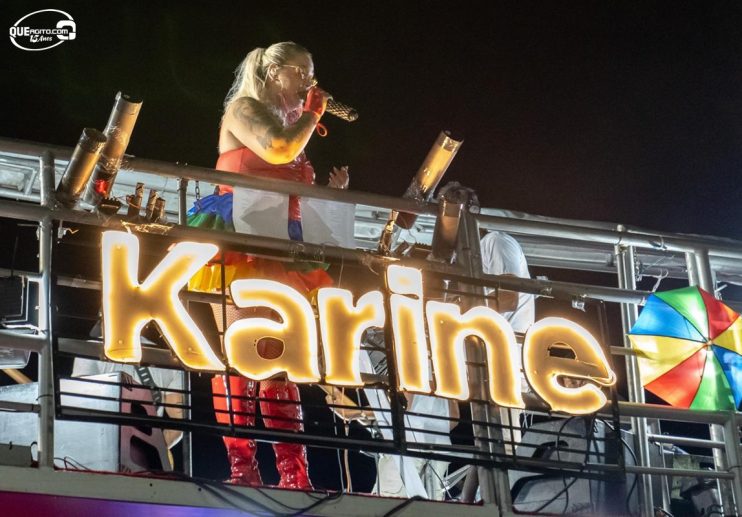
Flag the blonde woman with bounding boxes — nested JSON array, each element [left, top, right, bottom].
[[188, 42, 348, 489]]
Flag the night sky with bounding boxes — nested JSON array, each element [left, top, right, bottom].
[[3, 1, 742, 239], [2, 0, 742, 492]]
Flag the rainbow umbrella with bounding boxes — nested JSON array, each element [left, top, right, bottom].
[[628, 286, 742, 411]]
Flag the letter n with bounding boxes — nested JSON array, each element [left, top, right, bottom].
[[426, 301, 524, 408]]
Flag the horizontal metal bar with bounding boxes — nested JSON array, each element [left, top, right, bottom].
[[429, 267, 650, 305], [0, 137, 438, 216], [625, 464, 735, 480], [57, 337, 182, 369], [648, 433, 725, 450], [0, 267, 42, 282], [477, 213, 742, 260], [618, 401, 731, 425], [0, 400, 40, 413], [610, 345, 636, 356], [0, 330, 46, 353], [6, 136, 742, 264]]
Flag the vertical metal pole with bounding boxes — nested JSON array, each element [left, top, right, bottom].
[[37, 152, 55, 469], [381, 268, 407, 453], [616, 242, 658, 517], [688, 249, 737, 516], [181, 371, 192, 476], [178, 178, 188, 226], [178, 178, 193, 475], [457, 211, 510, 509], [693, 248, 715, 293], [723, 412, 742, 512], [685, 251, 699, 286]]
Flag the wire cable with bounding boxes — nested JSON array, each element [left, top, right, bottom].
[[382, 495, 424, 517], [531, 416, 598, 514]]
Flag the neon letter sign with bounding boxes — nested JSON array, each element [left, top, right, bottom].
[[101, 231, 224, 370], [101, 231, 616, 415]]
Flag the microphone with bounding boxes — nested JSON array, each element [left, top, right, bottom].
[[326, 97, 359, 122]]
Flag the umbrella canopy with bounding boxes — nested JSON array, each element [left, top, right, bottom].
[[628, 286, 742, 411]]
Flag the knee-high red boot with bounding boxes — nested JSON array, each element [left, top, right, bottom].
[[212, 375, 263, 486], [259, 380, 312, 490]]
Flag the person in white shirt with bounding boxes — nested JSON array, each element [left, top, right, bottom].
[[480, 230, 536, 454]]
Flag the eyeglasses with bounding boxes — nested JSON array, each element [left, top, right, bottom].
[[281, 64, 317, 86]]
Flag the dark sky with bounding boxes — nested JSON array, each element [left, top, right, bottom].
[[3, 1, 742, 240]]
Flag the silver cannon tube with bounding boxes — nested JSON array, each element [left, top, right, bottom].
[[84, 92, 142, 206], [430, 186, 467, 263], [380, 131, 463, 254], [55, 128, 107, 208], [396, 130, 463, 229]]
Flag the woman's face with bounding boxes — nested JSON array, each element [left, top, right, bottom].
[[274, 53, 315, 110]]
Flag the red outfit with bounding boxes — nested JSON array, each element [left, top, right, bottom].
[[207, 146, 332, 489], [215, 146, 314, 223]]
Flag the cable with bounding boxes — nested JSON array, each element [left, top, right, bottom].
[[150, 468, 343, 516], [332, 397, 345, 492], [281, 491, 343, 517], [423, 459, 453, 500], [531, 416, 598, 514], [337, 255, 345, 288], [598, 417, 639, 517], [382, 495, 424, 517], [254, 486, 343, 516]]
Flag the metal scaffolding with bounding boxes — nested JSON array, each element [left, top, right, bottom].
[[0, 137, 741, 516]]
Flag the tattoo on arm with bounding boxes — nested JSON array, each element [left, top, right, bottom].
[[230, 97, 319, 158], [232, 98, 282, 150]]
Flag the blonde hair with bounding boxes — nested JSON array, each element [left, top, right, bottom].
[[224, 41, 311, 111]]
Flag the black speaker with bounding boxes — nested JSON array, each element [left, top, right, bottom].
[[509, 418, 639, 515]]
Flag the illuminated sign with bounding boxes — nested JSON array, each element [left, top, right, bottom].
[[101, 231, 616, 415]]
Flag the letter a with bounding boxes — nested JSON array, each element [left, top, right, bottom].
[[225, 279, 320, 383], [101, 231, 224, 370]]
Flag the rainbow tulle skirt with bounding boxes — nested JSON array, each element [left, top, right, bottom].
[[187, 192, 332, 294]]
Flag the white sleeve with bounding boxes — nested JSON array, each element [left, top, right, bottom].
[[481, 232, 526, 276], [150, 368, 184, 392], [71, 358, 104, 377]]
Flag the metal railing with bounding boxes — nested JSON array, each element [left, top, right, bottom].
[[0, 137, 741, 516]]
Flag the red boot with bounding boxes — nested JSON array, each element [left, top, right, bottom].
[[212, 375, 263, 486], [259, 380, 313, 490]]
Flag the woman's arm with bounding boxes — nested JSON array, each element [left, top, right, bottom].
[[223, 97, 320, 164]]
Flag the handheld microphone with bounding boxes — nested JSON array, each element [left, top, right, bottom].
[[326, 97, 359, 122]]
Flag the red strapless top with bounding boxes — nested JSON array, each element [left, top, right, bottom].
[[215, 147, 315, 221]]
